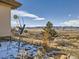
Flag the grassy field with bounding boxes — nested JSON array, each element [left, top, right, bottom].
[[26, 27, 79, 39], [11, 27, 79, 59]]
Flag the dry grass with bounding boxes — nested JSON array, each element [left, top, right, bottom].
[[12, 28, 79, 58]]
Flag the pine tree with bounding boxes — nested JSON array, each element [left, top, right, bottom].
[[43, 21, 58, 41], [42, 21, 58, 50]]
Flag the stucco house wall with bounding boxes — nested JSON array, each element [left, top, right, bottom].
[[0, 4, 11, 37], [0, 0, 21, 37]]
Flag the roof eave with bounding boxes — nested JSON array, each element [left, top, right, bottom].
[[0, 0, 22, 9]]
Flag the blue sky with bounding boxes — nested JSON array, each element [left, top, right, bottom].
[[11, 0, 79, 27]]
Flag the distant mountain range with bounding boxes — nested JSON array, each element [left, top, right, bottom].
[[26, 26, 79, 30]]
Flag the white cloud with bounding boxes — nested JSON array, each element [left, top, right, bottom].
[[11, 10, 45, 20], [11, 20, 19, 27], [33, 18, 45, 20], [61, 19, 79, 27], [11, 20, 17, 27]]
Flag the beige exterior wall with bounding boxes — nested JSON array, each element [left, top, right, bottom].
[[0, 4, 11, 37]]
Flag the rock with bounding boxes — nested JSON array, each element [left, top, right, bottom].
[[34, 47, 45, 59], [60, 54, 67, 59], [69, 55, 78, 59], [47, 57, 55, 59]]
